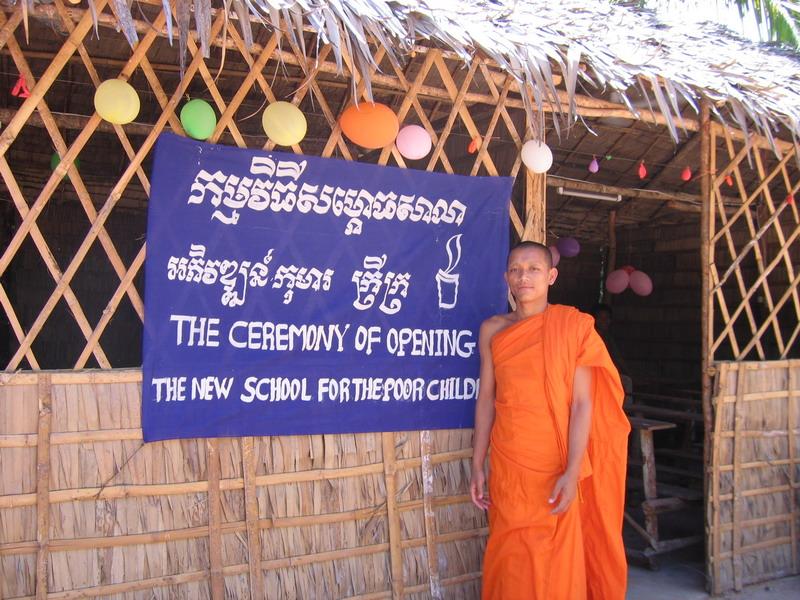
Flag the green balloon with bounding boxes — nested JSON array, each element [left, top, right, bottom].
[[50, 153, 80, 173], [180, 99, 217, 140]]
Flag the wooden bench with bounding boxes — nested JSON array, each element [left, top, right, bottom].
[[624, 416, 704, 568]]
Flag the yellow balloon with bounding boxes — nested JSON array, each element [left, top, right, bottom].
[[94, 79, 140, 125], [261, 101, 307, 146]]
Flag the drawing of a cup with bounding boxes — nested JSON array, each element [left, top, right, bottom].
[[436, 269, 459, 309], [437, 234, 462, 310]]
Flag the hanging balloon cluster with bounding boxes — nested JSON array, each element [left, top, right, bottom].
[[582, 153, 696, 183], [547, 237, 581, 267], [338, 101, 434, 160], [89, 80, 564, 170], [605, 265, 653, 296]]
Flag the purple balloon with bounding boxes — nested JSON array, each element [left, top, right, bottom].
[[556, 237, 580, 258], [605, 269, 630, 294], [630, 270, 653, 296], [548, 245, 561, 267]]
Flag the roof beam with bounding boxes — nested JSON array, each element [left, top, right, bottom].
[[546, 175, 739, 214]]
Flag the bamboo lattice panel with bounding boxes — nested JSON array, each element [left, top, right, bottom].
[[0, 1, 542, 371], [708, 360, 800, 594], [0, 370, 491, 598], [708, 127, 800, 362]]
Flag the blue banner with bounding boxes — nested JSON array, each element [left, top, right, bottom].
[[142, 133, 511, 441]]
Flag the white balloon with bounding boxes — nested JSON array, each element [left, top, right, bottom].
[[521, 140, 553, 173]]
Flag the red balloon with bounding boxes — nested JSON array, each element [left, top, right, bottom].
[[638, 161, 647, 180], [787, 194, 795, 206], [606, 269, 630, 294], [725, 175, 734, 187], [630, 270, 653, 296], [681, 166, 692, 181], [468, 137, 480, 154]]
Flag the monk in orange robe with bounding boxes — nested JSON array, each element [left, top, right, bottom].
[[470, 241, 630, 600]]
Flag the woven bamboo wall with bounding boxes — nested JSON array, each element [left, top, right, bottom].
[[0, 370, 486, 598], [707, 128, 800, 363], [708, 360, 800, 594], [0, 1, 543, 371]]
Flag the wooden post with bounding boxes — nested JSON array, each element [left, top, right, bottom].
[[732, 366, 746, 591], [605, 210, 617, 305], [420, 430, 443, 599], [523, 170, 546, 243], [242, 437, 264, 597], [699, 99, 715, 593], [788, 366, 798, 574], [639, 429, 660, 541], [35, 373, 52, 600], [382, 432, 404, 599], [207, 439, 224, 599]]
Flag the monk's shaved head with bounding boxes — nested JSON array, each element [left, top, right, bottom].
[[507, 241, 553, 269]]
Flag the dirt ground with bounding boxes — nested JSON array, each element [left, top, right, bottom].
[[626, 550, 799, 599]]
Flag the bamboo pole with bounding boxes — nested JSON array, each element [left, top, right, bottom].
[[700, 97, 716, 591], [207, 438, 224, 599], [544, 176, 740, 213], [710, 363, 727, 595], [789, 366, 798, 574], [711, 482, 800, 502], [242, 437, 264, 597], [35, 373, 52, 600], [523, 170, 546, 244], [381, 432, 404, 599], [0, 369, 143, 385], [606, 210, 617, 305], [732, 366, 746, 591], [419, 430, 442, 599], [0, 494, 480, 557], [0, 448, 475, 509]]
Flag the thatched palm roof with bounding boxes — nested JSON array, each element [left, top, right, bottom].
[[69, 0, 800, 149]]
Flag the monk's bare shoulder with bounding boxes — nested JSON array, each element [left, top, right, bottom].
[[479, 313, 517, 345]]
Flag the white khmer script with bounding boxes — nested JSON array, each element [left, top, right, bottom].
[[185, 155, 468, 234]]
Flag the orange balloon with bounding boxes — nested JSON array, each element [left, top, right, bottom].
[[339, 102, 399, 149]]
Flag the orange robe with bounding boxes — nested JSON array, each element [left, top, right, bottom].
[[482, 304, 630, 600]]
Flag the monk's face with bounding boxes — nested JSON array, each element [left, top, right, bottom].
[[505, 246, 558, 303]]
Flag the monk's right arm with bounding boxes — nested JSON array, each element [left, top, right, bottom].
[[470, 320, 497, 510]]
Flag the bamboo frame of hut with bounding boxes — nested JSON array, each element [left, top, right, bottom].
[[1, 370, 491, 598], [0, 0, 798, 596], [0, 2, 544, 596], [707, 361, 800, 594], [701, 96, 800, 593]]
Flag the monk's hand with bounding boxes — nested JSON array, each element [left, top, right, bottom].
[[549, 470, 579, 514], [470, 464, 491, 511]]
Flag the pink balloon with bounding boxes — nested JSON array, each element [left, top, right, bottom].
[[556, 237, 580, 258], [549, 245, 561, 267], [395, 124, 432, 160], [630, 270, 653, 296], [605, 269, 630, 294]]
